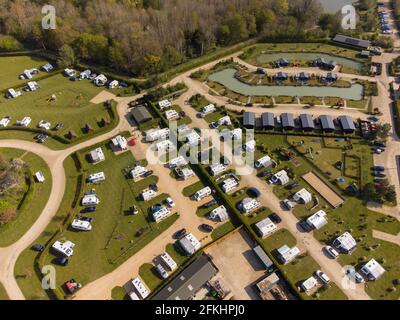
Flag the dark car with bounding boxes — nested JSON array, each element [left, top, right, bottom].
[[258, 169, 273, 177], [373, 141, 386, 148], [80, 216, 93, 223], [269, 213, 282, 224], [372, 171, 386, 178], [37, 134, 48, 144], [69, 76, 76, 81], [149, 183, 158, 192], [142, 170, 153, 178], [200, 224, 214, 232], [248, 187, 261, 198], [55, 257, 69, 266], [174, 228, 187, 239], [371, 166, 385, 171], [203, 199, 218, 208], [286, 181, 299, 190], [32, 244, 45, 252], [82, 206, 96, 213]]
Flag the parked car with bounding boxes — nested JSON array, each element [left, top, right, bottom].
[[371, 166, 385, 171], [80, 216, 93, 223], [346, 269, 365, 283], [55, 257, 69, 266], [32, 244, 45, 252], [131, 205, 139, 215], [200, 224, 214, 233], [315, 270, 330, 284], [54, 123, 64, 131], [174, 228, 187, 239], [142, 170, 153, 178], [367, 116, 379, 122], [286, 181, 299, 190], [324, 246, 339, 259], [372, 171, 386, 178], [165, 197, 175, 208], [258, 169, 273, 177], [149, 183, 158, 192], [373, 141, 386, 148], [82, 206, 96, 213], [269, 213, 282, 224], [282, 199, 294, 210], [203, 199, 218, 208]]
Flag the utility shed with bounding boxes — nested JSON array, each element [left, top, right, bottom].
[[281, 113, 294, 130], [299, 114, 315, 131], [338, 115, 355, 133], [332, 34, 371, 50], [152, 254, 217, 300], [320, 115, 335, 132], [261, 112, 275, 129], [243, 112, 256, 129], [131, 106, 152, 124], [253, 245, 274, 269]]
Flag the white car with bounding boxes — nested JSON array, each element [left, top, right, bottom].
[[324, 246, 339, 259], [38, 120, 51, 130], [315, 270, 330, 284], [346, 269, 365, 283], [165, 197, 175, 208]]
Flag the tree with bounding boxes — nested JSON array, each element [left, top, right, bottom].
[[57, 44, 76, 68], [362, 183, 381, 203], [376, 123, 392, 140]]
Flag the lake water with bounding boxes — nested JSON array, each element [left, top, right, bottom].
[[319, 0, 356, 13], [256, 52, 362, 71], [209, 68, 364, 100]]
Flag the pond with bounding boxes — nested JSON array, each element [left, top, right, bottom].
[[319, 0, 355, 13], [208, 69, 364, 100], [256, 52, 362, 71]]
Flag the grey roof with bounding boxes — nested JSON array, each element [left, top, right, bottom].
[[243, 112, 255, 127], [261, 112, 275, 128], [131, 106, 152, 123], [338, 115, 355, 131], [320, 115, 335, 130], [300, 114, 314, 129], [253, 245, 274, 269], [332, 34, 371, 49], [281, 113, 294, 128], [152, 255, 217, 300]]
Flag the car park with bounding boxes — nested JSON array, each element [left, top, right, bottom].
[[324, 246, 339, 259]]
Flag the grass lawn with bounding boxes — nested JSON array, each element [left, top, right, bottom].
[[14, 143, 179, 299], [0, 55, 49, 90], [0, 148, 52, 246], [182, 181, 207, 198], [111, 286, 129, 300], [139, 263, 163, 291], [211, 221, 235, 240], [0, 71, 118, 149], [0, 282, 9, 300]]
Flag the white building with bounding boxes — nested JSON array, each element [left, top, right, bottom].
[[221, 178, 239, 193], [145, 128, 170, 142], [176, 167, 195, 180], [142, 189, 157, 201], [360, 259, 385, 281], [270, 170, 289, 185], [108, 80, 119, 89], [131, 277, 149, 299], [88, 172, 106, 184], [81, 194, 100, 206], [152, 206, 171, 223], [229, 128, 242, 140], [255, 155, 273, 169], [71, 219, 92, 231], [301, 276, 318, 292], [238, 197, 261, 214], [6, 88, 21, 99], [333, 232, 357, 254], [154, 139, 175, 152], [218, 115, 232, 126], [209, 163, 228, 176], [185, 131, 201, 147], [52, 240, 75, 257], [243, 139, 256, 153], [209, 205, 229, 222], [277, 244, 300, 265], [34, 171, 45, 183], [159, 252, 177, 271], [79, 69, 91, 79], [16, 117, 31, 127], [168, 156, 187, 169], [255, 217, 277, 238], [200, 104, 216, 117], [42, 63, 54, 72], [158, 99, 172, 110], [0, 117, 10, 127], [193, 186, 212, 201], [179, 233, 201, 255], [130, 165, 148, 179], [38, 120, 51, 130], [94, 74, 108, 86], [25, 81, 39, 91], [64, 68, 76, 77], [293, 188, 312, 204], [111, 135, 128, 150], [89, 147, 105, 163], [306, 210, 328, 230], [165, 109, 180, 120]]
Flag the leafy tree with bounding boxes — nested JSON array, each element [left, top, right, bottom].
[[376, 123, 392, 140], [57, 44, 76, 68]]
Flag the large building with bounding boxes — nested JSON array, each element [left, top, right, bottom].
[[332, 34, 371, 50], [152, 254, 217, 300], [299, 114, 315, 131], [281, 113, 295, 130], [261, 112, 275, 130], [243, 112, 256, 129], [131, 105, 152, 124], [338, 115, 356, 134], [320, 115, 335, 133]]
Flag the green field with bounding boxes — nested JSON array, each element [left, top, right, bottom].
[[0, 148, 52, 246], [0, 55, 49, 90], [14, 142, 178, 299]]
